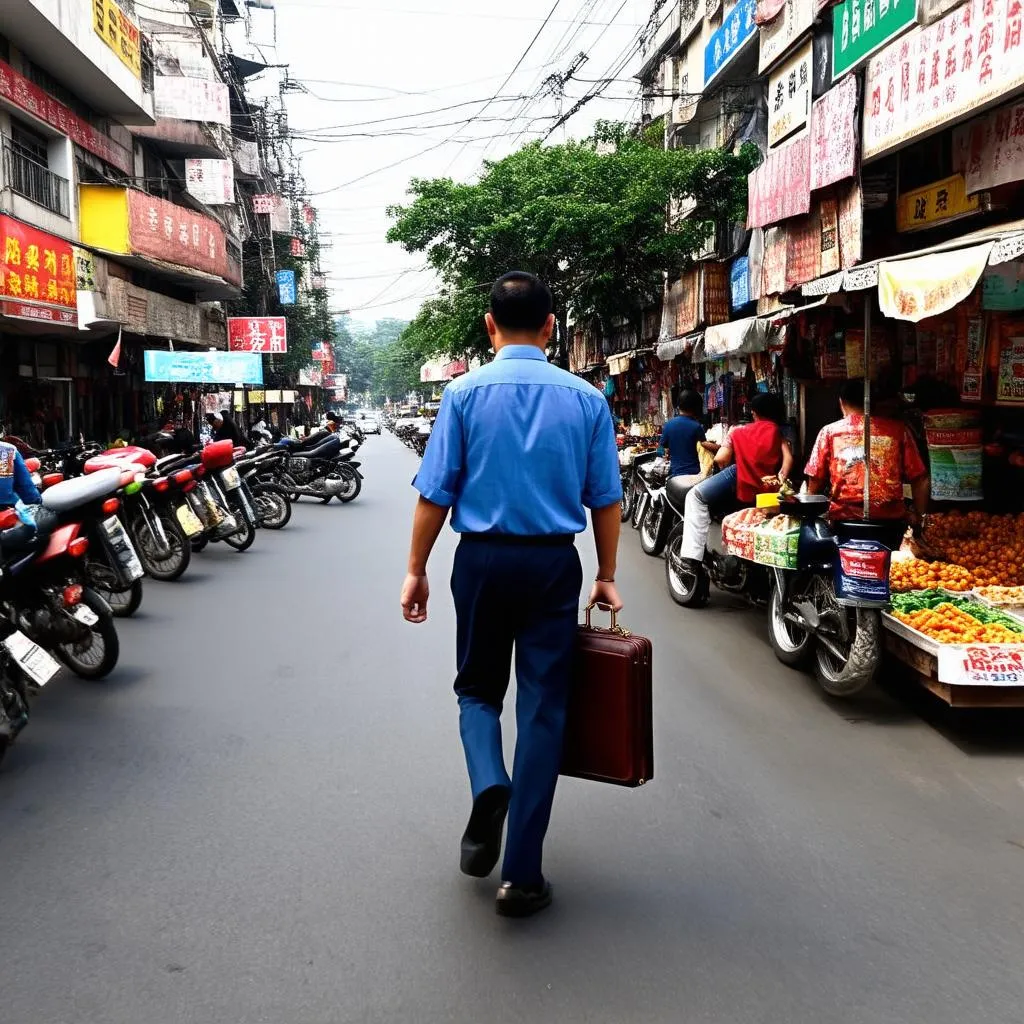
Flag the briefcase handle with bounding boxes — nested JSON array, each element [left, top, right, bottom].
[[584, 604, 627, 634]]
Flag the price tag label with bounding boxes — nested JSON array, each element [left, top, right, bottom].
[[937, 645, 1024, 686]]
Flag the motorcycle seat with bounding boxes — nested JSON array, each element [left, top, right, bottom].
[[0, 507, 58, 556], [155, 453, 197, 474], [666, 477, 697, 510], [301, 436, 343, 461], [42, 468, 122, 512]]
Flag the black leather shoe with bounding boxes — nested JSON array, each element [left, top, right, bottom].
[[495, 879, 552, 917], [460, 785, 511, 878]]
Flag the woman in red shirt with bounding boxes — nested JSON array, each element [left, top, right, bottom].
[[680, 394, 793, 563]]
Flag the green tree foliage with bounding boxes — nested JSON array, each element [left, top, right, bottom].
[[386, 123, 757, 361], [333, 316, 413, 404]]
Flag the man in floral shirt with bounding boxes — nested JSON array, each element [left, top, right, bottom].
[[804, 379, 930, 547]]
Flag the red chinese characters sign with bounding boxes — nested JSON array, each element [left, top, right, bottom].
[[811, 75, 858, 191], [953, 97, 1024, 193], [0, 59, 132, 175], [227, 317, 288, 353], [863, 0, 1024, 161], [127, 191, 234, 283], [747, 134, 811, 229], [0, 216, 76, 323]]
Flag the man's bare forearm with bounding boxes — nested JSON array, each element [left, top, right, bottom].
[[408, 496, 449, 575], [592, 503, 621, 580]]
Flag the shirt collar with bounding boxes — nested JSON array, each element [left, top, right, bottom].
[[495, 345, 548, 362]]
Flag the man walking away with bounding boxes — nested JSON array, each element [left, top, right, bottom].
[[401, 272, 623, 918]]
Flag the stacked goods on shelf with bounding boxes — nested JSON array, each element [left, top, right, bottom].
[[890, 559, 973, 592]]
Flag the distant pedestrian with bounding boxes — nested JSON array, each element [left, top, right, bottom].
[[401, 271, 623, 918], [206, 410, 248, 449]]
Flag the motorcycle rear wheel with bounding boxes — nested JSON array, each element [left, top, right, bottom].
[[134, 511, 191, 582], [620, 484, 634, 523], [814, 607, 880, 698], [256, 489, 291, 529], [55, 589, 119, 680], [223, 518, 256, 552], [664, 524, 709, 608], [103, 579, 144, 619]]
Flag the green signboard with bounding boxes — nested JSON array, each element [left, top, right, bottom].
[[832, 0, 918, 79]]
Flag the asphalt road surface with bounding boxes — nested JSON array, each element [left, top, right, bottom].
[[3, 433, 1024, 1024]]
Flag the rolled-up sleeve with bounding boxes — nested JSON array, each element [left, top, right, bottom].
[[582, 402, 623, 509], [412, 389, 463, 508]]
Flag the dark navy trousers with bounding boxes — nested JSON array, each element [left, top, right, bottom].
[[450, 537, 583, 887]]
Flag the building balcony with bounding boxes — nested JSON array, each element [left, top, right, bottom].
[[131, 117, 231, 160], [1, 136, 70, 218], [638, 2, 682, 79], [78, 183, 241, 299], [3, 0, 154, 124]]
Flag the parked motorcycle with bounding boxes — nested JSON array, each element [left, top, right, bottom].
[[236, 448, 292, 529], [276, 432, 349, 502]]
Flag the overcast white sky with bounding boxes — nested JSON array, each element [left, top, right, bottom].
[[243, 0, 651, 325]]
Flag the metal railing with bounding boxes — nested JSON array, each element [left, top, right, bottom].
[[0, 138, 70, 218]]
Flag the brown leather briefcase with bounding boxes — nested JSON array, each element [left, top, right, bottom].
[[561, 607, 653, 788]]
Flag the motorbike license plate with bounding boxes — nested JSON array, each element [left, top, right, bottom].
[[73, 605, 100, 627], [221, 466, 241, 490], [3, 631, 60, 686], [176, 504, 204, 537], [102, 516, 145, 582]]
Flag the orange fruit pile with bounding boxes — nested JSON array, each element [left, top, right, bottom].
[[923, 511, 1024, 588], [893, 603, 1024, 644], [890, 559, 974, 592]]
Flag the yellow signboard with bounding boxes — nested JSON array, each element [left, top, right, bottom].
[[896, 174, 979, 234], [93, 0, 142, 79], [248, 390, 266, 403]]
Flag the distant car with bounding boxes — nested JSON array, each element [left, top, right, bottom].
[[358, 414, 381, 435]]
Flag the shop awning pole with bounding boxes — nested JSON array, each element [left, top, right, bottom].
[[863, 299, 872, 521]]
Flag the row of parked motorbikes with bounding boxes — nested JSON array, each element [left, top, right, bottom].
[[387, 414, 432, 457], [0, 421, 366, 763], [620, 442, 894, 699]]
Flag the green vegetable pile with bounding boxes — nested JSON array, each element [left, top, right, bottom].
[[890, 591, 1024, 632]]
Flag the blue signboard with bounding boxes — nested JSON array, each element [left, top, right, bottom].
[[276, 269, 296, 305], [704, 0, 757, 86], [143, 350, 264, 385], [730, 256, 751, 311]]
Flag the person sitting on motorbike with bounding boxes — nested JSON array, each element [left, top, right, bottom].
[[658, 389, 707, 487], [0, 436, 43, 525], [679, 393, 794, 569], [206, 410, 249, 449], [804, 378, 930, 549]]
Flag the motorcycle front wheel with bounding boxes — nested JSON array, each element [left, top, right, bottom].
[[640, 503, 670, 557], [663, 524, 709, 608], [255, 489, 291, 529], [103, 579, 144, 619], [223, 518, 256, 552], [55, 589, 119, 680], [767, 576, 815, 669]]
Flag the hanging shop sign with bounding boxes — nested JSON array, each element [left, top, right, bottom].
[[0, 215, 76, 323], [185, 159, 234, 205], [311, 341, 332, 362], [93, 0, 142, 78], [0, 60, 133, 175], [996, 331, 1024, 401], [233, 139, 261, 178], [275, 269, 296, 305], [961, 316, 987, 400], [154, 75, 231, 127], [298, 366, 323, 387], [705, 0, 758, 84], [759, 0, 815, 73], [747, 134, 812, 229], [863, 0, 1024, 161], [768, 39, 813, 147], [810, 75, 859, 190], [303, 205, 316, 225], [762, 226, 789, 294], [983, 264, 1024, 309], [252, 194, 279, 215], [937, 645, 1024, 686], [702, 262, 731, 325], [144, 350, 264, 385], [878, 241, 993, 321], [953, 98, 1024, 195], [838, 179, 863, 267], [226, 316, 288, 354], [676, 269, 701, 335], [896, 174, 980, 232], [731, 256, 752, 309], [833, 0, 919, 79], [290, 237, 306, 257]]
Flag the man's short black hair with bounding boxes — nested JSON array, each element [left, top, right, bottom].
[[489, 271, 553, 332], [678, 389, 703, 416], [750, 392, 786, 424], [840, 378, 866, 409]]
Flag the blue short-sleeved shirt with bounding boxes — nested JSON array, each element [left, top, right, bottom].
[[660, 416, 706, 478], [413, 345, 622, 535]]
